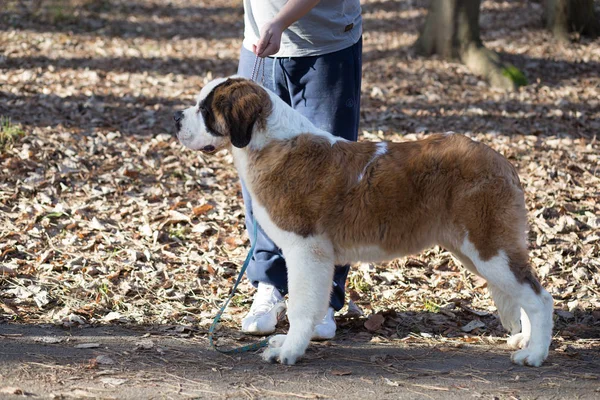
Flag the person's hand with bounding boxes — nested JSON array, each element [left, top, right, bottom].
[[254, 20, 284, 58]]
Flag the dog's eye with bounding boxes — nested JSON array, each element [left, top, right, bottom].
[[198, 104, 208, 114]]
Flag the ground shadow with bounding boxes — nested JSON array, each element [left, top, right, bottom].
[[0, 2, 243, 40], [1, 55, 238, 77], [361, 95, 598, 138], [2, 84, 596, 139], [1, 322, 598, 399], [502, 52, 600, 88], [0, 91, 190, 135]]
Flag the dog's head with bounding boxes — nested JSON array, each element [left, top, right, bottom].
[[174, 77, 272, 152]]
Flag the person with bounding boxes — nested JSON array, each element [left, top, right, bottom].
[[237, 0, 362, 340]]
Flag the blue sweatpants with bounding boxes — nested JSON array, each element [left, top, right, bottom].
[[237, 38, 362, 311]]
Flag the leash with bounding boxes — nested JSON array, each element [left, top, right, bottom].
[[208, 55, 269, 353], [208, 219, 270, 353], [250, 54, 265, 85]]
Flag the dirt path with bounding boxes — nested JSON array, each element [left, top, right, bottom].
[[1, 324, 599, 399]]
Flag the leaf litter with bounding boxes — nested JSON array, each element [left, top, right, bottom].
[[0, 0, 599, 388]]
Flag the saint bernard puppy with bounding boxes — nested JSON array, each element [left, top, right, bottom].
[[174, 76, 553, 367]]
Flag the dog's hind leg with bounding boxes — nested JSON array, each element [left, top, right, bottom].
[[452, 251, 523, 342], [487, 284, 522, 338], [506, 307, 532, 349], [261, 235, 335, 365], [459, 237, 553, 367]]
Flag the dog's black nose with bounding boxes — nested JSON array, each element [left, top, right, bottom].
[[173, 111, 184, 123]]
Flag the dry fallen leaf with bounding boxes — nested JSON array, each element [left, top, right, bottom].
[[364, 313, 385, 332], [103, 311, 126, 323], [383, 378, 400, 387], [135, 339, 155, 350], [461, 320, 486, 332], [95, 355, 116, 365], [75, 343, 102, 349], [35, 336, 64, 344], [100, 377, 127, 386], [0, 387, 24, 395], [192, 204, 214, 216], [0, 265, 17, 277], [331, 370, 352, 376]]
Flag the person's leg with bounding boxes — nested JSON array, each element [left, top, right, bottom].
[[237, 48, 291, 334], [237, 47, 289, 292], [280, 38, 363, 312]]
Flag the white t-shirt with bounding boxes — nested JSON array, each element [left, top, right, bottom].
[[243, 0, 362, 57]]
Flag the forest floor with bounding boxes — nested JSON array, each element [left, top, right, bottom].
[[1, 0, 599, 399]]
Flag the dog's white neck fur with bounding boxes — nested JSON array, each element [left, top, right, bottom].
[[248, 90, 344, 151], [232, 89, 348, 204], [232, 89, 346, 180]]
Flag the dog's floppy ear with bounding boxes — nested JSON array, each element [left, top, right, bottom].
[[212, 78, 272, 148]]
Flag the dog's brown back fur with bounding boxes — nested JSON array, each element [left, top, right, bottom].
[[248, 133, 541, 292]]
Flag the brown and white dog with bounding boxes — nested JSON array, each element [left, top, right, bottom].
[[174, 77, 553, 367]]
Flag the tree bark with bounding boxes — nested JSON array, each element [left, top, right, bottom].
[[544, 0, 600, 41], [415, 0, 525, 91]]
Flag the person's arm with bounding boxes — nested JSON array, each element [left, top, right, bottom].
[[254, 0, 321, 57]]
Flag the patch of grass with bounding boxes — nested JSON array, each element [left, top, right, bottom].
[[48, 8, 71, 23], [35, 211, 67, 223], [169, 226, 189, 241], [172, 170, 186, 179], [423, 299, 440, 313], [502, 65, 528, 87], [10, 314, 22, 322], [0, 116, 25, 149], [98, 282, 110, 295], [348, 274, 371, 293], [42, 0, 78, 24], [82, 0, 112, 13], [231, 293, 247, 308]]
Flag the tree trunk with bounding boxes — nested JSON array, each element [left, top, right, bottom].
[[544, 0, 600, 41], [415, 0, 525, 91]]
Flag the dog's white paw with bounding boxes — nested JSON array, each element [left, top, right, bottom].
[[261, 346, 300, 365], [507, 332, 530, 349], [262, 346, 282, 363], [261, 335, 286, 363], [511, 347, 548, 367], [268, 334, 286, 348], [261, 335, 304, 365]]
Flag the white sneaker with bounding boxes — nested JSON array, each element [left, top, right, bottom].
[[311, 307, 336, 341], [241, 283, 286, 335]]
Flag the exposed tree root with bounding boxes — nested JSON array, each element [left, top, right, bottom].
[[414, 0, 526, 91], [460, 44, 525, 91], [544, 0, 600, 42]]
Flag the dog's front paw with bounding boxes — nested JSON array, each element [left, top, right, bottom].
[[261, 334, 288, 364], [261, 346, 299, 365], [262, 346, 282, 363], [261, 335, 304, 365], [268, 334, 286, 348], [507, 332, 530, 349], [511, 347, 548, 367]]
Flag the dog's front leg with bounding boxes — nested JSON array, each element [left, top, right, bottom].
[[262, 236, 335, 365]]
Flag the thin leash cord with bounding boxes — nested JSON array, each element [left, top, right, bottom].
[[208, 55, 269, 354], [208, 218, 270, 353], [250, 55, 266, 85]]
